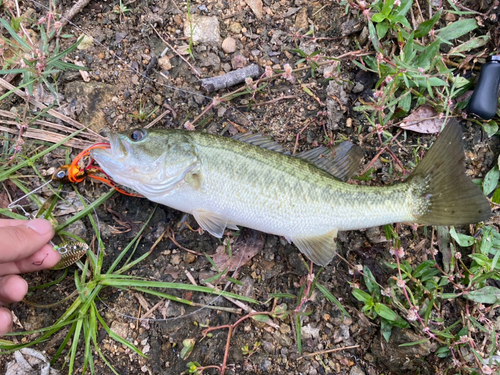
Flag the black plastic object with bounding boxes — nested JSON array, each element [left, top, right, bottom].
[[467, 55, 500, 120]]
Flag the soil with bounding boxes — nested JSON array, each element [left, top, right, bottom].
[[1, 0, 500, 374]]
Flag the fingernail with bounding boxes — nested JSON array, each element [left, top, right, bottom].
[[26, 219, 53, 235]]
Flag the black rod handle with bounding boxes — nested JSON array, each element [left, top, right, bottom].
[[467, 56, 500, 120]]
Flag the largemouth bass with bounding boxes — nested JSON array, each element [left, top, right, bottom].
[[91, 120, 491, 266]]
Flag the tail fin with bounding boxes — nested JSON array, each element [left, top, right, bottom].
[[408, 119, 491, 225]]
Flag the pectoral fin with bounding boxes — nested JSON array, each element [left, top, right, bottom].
[[291, 229, 339, 266], [192, 209, 228, 238]]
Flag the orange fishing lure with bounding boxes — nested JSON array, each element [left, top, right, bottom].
[[52, 142, 142, 197]]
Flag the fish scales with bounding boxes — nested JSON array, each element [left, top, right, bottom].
[[91, 120, 491, 266], [193, 133, 414, 233]]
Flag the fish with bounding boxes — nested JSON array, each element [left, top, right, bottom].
[[90, 120, 491, 266]]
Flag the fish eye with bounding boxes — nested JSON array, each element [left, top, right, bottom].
[[56, 170, 66, 179], [130, 129, 145, 141]]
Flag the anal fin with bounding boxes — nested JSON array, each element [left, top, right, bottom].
[[291, 229, 339, 266], [192, 210, 229, 238]]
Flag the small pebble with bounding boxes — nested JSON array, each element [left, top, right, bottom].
[[222, 37, 237, 53]]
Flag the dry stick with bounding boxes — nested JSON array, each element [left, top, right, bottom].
[[58, 0, 92, 31], [200, 65, 262, 93], [0, 78, 105, 141], [0, 110, 98, 141], [202, 311, 281, 375], [144, 107, 173, 129], [360, 130, 402, 175], [151, 24, 201, 77], [205, 281, 279, 330], [0, 125, 94, 149], [298, 344, 360, 359], [166, 227, 203, 256]]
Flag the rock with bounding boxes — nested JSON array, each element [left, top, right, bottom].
[[64, 81, 118, 133], [199, 52, 221, 70], [341, 19, 364, 36], [273, 331, 293, 347], [231, 54, 248, 69], [110, 321, 129, 339], [352, 82, 364, 94], [295, 7, 308, 31], [77, 34, 94, 50], [158, 56, 172, 71], [183, 14, 221, 46], [371, 328, 431, 373], [245, 0, 263, 19], [326, 79, 352, 130], [183, 252, 197, 264], [262, 341, 275, 354], [222, 37, 237, 53], [350, 365, 366, 375], [170, 254, 181, 265], [229, 22, 242, 34], [301, 324, 320, 340]]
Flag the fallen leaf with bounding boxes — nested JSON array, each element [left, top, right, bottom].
[[400, 105, 444, 134], [212, 230, 264, 271]]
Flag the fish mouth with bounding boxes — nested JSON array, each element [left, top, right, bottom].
[[90, 133, 127, 161]]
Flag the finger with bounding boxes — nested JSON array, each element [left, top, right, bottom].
[[0, 275, 28, 305], [0, 244, 60, 276], [0, 307, 13, 336], [0, 219, 54, 263]]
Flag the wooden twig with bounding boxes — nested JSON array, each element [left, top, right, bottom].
[[201, 64, 262, 93], [59, 0, 92, 31], [0, 78, 105, 141]]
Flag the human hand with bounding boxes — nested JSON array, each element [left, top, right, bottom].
[[0, 219, 60, 336]]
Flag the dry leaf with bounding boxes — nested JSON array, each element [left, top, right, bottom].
[[213, 230, 264, 271], [400, 105, 444, 134]]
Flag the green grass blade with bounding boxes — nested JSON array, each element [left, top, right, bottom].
[[316, 283, 351, 318]]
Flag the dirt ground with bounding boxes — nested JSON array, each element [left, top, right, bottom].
[[1, 0, 500, 374]]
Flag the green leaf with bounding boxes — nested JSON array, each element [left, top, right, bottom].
[[435, 346, 451, 358], [482, 121, 499, 138], [374, 303, 398, 321], [449, 34, 490, 54], [371, 13, 387, 23], [436, 19, 477, 43], [483, 165, 499, 195], [180, 339, 195, 360], [363, 266, 380, 295], [395, 0, 412, 17], [480, 226, 494, 255], [399, 339, 430, 347], [469, 253, 491, 267], [492, 188, 500, 204], [413, 260, 438, 279], [380, 318, 393, 342], [449, 226, 475, 247], [398, 93, 411, 112], [316, 283, 351, 318], [252, 314, 269, 323], [368, 21, 381, 53], [376, 21, 390, 39], [352, 288, 373, 304], [464, 286, 500, 304], [414, 10, 441, 38], [391, 15, 411, 29], [381, 0, 395, 16], [414, 41, 440, 70]]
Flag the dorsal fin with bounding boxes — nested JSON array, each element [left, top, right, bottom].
[[232, 133, 287, 153], [232, 133, 363, 181], [296, 142, 364, 181]]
